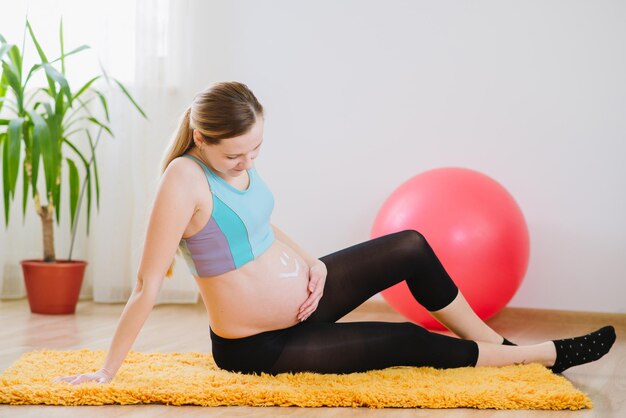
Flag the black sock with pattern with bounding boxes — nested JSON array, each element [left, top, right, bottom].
[[550, 326, 616, 373]]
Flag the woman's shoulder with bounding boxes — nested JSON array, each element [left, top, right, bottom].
[[162, 155, 210, 189], [157, 156, 212, 211], [166, 155, 202, 175]]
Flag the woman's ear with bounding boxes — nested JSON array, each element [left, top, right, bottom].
[[192, 129, 203, 147]]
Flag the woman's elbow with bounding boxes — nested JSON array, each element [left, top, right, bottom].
[[134, 275, 163, 299]]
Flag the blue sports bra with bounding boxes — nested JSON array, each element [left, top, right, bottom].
[[178, 154, 275, 277]]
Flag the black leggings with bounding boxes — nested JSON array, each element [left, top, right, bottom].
[[209, 230, 479, 375]]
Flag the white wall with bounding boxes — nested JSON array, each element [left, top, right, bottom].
[[182, 0, 626, 313], [4, 1, 624, 312]]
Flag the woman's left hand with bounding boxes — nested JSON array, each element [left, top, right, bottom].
[[298, 260, 327, 322]]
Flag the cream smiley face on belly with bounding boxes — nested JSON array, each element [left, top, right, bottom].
[[278, 250, 301, 279]]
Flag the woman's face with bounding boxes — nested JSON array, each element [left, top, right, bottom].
[[195, 117, 264, 177]]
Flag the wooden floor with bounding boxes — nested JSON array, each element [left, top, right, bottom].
[[0, 297, 624, 417]]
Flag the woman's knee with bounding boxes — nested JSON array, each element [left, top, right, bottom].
[[397, 229, 428, 246], [390, 229, 432, 262]]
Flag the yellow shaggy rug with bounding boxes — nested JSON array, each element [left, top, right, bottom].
[[0, 349, 591, 409]]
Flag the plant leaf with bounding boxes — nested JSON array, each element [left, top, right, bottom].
[[26, 19, 61, 110], [45, 113, 63, 226], [54, 168, 61, 225], [66, 157, 79, 229], [98, 59, 111, 86], [1, 60, 23, 111], [26, 20, 57, 99], [26, 20, 49, 62], [36, 106, 57, 208], [1, 61, 20, 89], [64, 133, 91, 234], [86, 116, 113, 137], [94, 89, 110, 122], [42, 63, 72, 105], [86, 130, 100, 211], [1, 132, 9, 226], [23, 61, 55, 88], [0, 72, 8, 114], [7, 44, 23, 82], [62, 137, 89, 167], [59, 18, 65, 75], [7, 118, 23, 199], [0, 43, 11, 59], [22, 157, 29, 220], [30, 117, 41, 198], [113, 78, 147, 119], [73, 75, 100, 102], [50, 45, 90, 65], [28, 110, 50, 196], [63, 95, 98, 130], [86, 169, 92, 235]]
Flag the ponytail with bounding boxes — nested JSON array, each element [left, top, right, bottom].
[[161, 106, 193, 174], [161, 106, 193, 278]]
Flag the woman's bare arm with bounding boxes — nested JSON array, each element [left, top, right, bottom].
[[54, 159, 201, 385]]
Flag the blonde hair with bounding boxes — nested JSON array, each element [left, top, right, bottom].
[[162, 81, 264, 278]]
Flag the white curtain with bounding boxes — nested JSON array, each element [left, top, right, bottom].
[[0, 0, 199, 304]]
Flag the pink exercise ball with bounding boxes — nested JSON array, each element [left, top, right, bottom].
[[371, 167, 530, 330]]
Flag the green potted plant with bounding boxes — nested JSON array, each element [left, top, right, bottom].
[[0, 19, 146, 314]]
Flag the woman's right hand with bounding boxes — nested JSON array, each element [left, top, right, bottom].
[[52, 368, 114, 385]]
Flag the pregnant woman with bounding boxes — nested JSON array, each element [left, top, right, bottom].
[[54, 81, 615, 384]]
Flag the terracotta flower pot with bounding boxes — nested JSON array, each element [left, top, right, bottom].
[[21, 260, 87, 314]]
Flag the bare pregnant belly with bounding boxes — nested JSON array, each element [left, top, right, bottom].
[[195, 239, 312, 338]]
